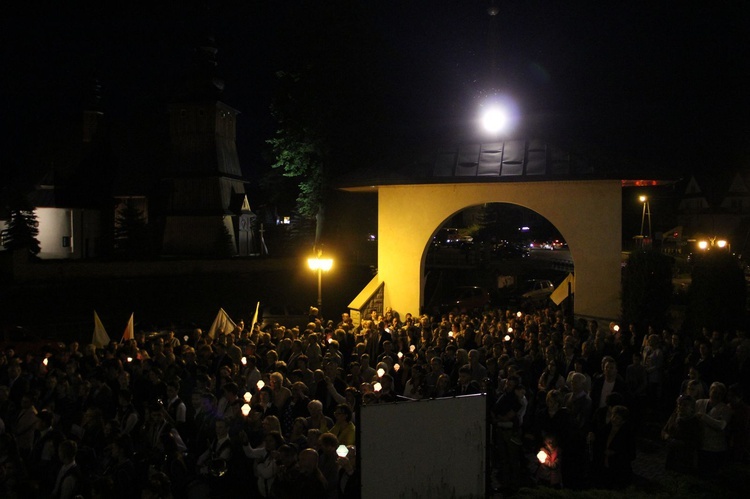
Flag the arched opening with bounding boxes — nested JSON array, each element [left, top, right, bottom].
[[422, 203, 574, 315]]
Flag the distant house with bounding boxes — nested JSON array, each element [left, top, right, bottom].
[[16, 87, 115, 260]]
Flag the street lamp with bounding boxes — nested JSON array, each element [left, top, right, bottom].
[[697, 237, 730, 252], [308, 251, 333, 315], [639, 195, 652, 239]]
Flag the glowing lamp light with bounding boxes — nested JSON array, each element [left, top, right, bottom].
[[377, 368, 385, 378], [698, 240, 709, 250], [397, 352, 403, 359], [394, 363, 401, 372], [241, 356, 247, 365], [241, 403, 251, 417], [373, 382, 382, 392], [243, 391, 252, 403], [504, 335, 511, 342], [336, 444, 349, 458], [410, 345, 416, 353], [257, 380, 265, 390], [307, 257, 333, 272], [481, 106, 509, 134], [717, 239, 728, 248], [639, 195, 647, 203], [537, 449, 549, 464]]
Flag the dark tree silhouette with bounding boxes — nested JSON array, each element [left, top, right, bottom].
[[621, 250, 673, 331], [114, 199, 147, 256], [684, 251, 746, 335], [3, 194, 41, 258]]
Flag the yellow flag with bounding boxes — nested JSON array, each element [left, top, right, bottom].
[[92, 311, 110, 348], [251, 301, 260, 330], [550, 273, 575, 306], [121, 312, 134, 342]]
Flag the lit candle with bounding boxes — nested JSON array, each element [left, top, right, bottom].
[[516, 311, 522, 318], [448, 331, 454, 337], [613, 324, 620, 332], [410, 345, 416, 353], [504, 335, 511, 342], [241, 356, 247, 365], [373, 382, 382, 392], [336, 444, 349, 457], [397, 352, 403, 359], [241, 403, 251, 416], [394, 364, 400, 372], [183, 335, 189, 342], [257, 380, 265, 390], [537, 450, 548, 464], [42, 358, 49, 366], [377, 368, 385, 378], [243, 391, 252, 403], [126, 357, 133, 363], [507, 327, 513, 333], [327, 338, 333, 344]]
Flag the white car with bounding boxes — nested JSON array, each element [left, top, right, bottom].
[[521, 280, 554, 302]]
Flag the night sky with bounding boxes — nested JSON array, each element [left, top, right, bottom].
[[2, 1, 749, 189]]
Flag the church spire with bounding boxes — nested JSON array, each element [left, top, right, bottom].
[[174, 36, 225, 102]]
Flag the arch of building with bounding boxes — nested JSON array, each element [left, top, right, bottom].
[[350, 179, 622, 320]]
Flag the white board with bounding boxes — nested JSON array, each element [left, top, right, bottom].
[[359, 394, 487, 499]]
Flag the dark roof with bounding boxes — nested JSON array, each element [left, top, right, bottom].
[[337, 138, 678, 189]]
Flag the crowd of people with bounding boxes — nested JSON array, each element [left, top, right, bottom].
[[1, 303, 749, 498]]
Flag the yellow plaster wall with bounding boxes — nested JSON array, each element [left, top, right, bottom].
[[376, 180, 622, 320]]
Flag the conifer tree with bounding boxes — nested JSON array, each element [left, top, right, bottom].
[[3, 195, 41, 258]]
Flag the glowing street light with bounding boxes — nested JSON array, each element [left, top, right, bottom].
[[639, 195, 652, 239], [698, 237, 730, 252], [308, 250, 333, 315]]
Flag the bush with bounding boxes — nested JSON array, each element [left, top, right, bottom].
[[621, 251, 673, 331]]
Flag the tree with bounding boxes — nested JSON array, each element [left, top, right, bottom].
[[684, 251, 746, 335], [266, 1, 394, 250], [621, 250, 673, 331], [3, 195, 41, 258], [266, 112, 327, 246], [114, 198, 147, 256]]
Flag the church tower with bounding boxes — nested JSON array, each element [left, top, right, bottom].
[[161, 37, 249, 255]]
